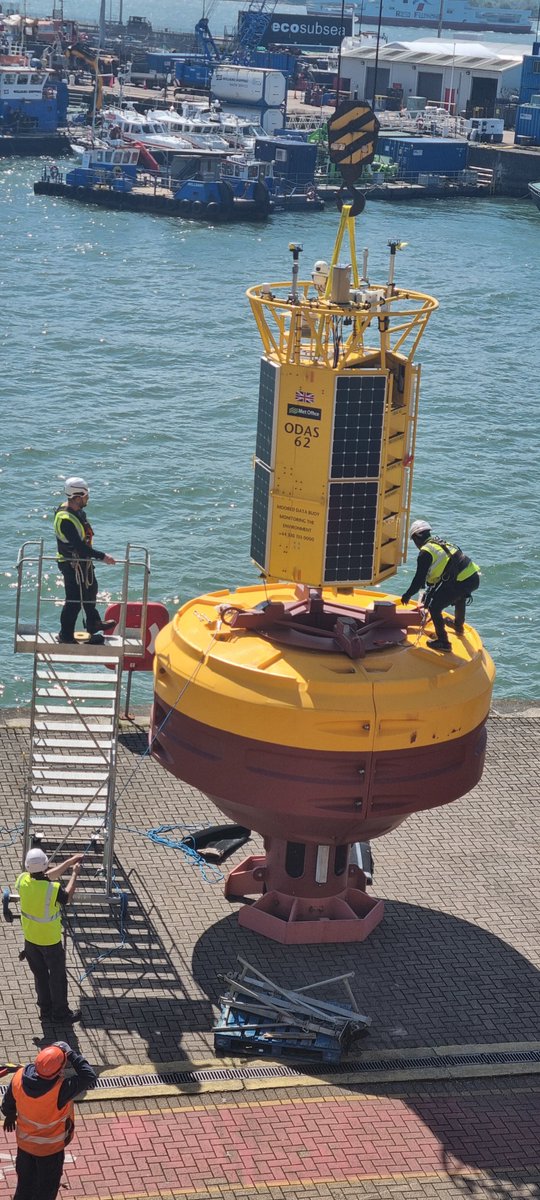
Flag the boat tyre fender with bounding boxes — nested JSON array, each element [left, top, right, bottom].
[[253, 179, 270, 216], [218, 179, 235, 218], [179, 198, 191, 216], [191, 199, 205, 218], [206, 201, 225, 222]]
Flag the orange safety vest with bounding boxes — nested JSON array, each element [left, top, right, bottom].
[[12, 1069, 75, 1157]]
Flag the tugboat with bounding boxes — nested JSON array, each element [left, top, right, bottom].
[[150, 104, 495, 944]]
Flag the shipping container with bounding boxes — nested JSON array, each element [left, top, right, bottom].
[[515, 102, 540, 144], [255, 136, 318, 186], [518, 47, 540, 105], [375, 136, 467, 179], [211, 65, 287, 108]]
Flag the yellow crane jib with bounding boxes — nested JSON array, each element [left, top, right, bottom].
[[247, 216, 438, 589], [67, 43, 103, 112]]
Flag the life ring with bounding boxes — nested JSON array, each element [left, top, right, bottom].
[[49, 164, 59, 181], [416, 118, 425, 130], [306, 185, 315, 200], [113, 166, 122, 179]]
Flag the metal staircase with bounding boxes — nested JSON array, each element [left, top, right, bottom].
[[14, 540, 150, 897]]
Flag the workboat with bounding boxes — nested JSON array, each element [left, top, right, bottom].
[[34, 148, 273, 222], [146, 108, 230, 152], [0, 55, 70, 154], [529, 181, 540, 210], [99, 107, 195, 158]]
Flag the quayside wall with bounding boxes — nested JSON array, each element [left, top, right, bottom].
[[467, 143, 540, 195]]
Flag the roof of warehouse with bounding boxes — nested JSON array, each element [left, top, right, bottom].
[[342, 37, 528, 71]]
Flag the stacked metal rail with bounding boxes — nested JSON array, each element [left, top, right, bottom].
[[214, 957, 371, 1063]]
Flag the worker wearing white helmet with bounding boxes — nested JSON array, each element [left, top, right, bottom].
[[401, 520, 481, 651], [3, 848, 86, 1024], [53, 477, 116, 645]]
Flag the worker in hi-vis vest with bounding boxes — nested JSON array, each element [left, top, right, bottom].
[[12, 848, 83, 1025], [401, 520, 481, 652], [53, 475, 116, 646], [1, 1041, 96, 1200]]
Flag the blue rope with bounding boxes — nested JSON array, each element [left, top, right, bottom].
[[117, 822, 224, 884], [0, 823, 24, 849]]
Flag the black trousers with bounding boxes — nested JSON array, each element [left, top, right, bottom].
[[58, 561, 102, 638], [13, 1148, 64, 1200], [24, 940, 69, 1019], [427, 573, 480, 642]]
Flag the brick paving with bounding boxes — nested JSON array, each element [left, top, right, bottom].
[[0, 707, 540, 1199]]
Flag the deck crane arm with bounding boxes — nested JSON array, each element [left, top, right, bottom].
[[67, 43, 103, 112], [195, 17, 222, 63]]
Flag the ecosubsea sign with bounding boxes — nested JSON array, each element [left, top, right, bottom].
[[257, 12, 352, 48]]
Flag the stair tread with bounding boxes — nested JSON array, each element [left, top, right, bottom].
[[33, 770, 109, 781], [36, 688, 118, 699], [30, 801, 107, 813], [33, 753, 111, 765], [29, 815, 106, 827], [32, 784, 108, 796], [35, 722, 114, 733], [37, 670, 119, 682], [34, 736, 113, 748], [36, 700, 116, 710]]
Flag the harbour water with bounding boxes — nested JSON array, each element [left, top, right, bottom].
[[1, 156, 539, 707]]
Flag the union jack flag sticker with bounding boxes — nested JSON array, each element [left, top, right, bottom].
[[295, 390, 315, 405]]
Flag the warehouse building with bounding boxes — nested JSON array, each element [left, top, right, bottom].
[[341, 38, 529, 115]]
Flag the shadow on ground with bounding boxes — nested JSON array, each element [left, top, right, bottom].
[[64, 858, 213, 1063], [193, 902, 540, 1197]]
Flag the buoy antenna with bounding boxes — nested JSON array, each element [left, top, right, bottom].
[[288, 242, 303, 303], [387, 239, 408, 292]]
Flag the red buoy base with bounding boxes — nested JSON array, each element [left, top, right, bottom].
[[225, 848, 384, 945]]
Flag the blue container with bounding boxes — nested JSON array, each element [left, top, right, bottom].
[[519, 53, 540, 105], [515, 103, 540, 144], [145, 52, 187, 72], [255, 136, 318, 185], [375, 136, 467, 179]]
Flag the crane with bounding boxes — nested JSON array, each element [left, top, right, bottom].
[[224, 0, 279, 66]]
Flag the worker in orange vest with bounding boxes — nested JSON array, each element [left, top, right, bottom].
[[1, 1042, 96, 1200]]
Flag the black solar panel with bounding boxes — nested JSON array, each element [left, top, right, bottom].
[[324, 482, 379, 581], [251, 462, 271, 567], [255, 359, 277, 466], [332, 375, 385, 479]]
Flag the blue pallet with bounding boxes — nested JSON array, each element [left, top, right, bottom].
[[214, 1006, 343, 1064]]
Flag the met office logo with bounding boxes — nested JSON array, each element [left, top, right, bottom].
[[271, 19, 347, 37]]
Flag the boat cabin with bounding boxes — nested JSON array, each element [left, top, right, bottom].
[[81, 146, 140, 170], [0, 64, 50, 100]]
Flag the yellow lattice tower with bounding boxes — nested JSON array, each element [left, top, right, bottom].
[[247, 204, 438, 588]]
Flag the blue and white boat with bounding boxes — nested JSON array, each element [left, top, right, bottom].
[[0, 55, 70, 154]]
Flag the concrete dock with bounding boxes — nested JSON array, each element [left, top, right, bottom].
[[1, 702, 539, 1199]]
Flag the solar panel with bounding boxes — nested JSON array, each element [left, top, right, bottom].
[[255, 359, 277, 467], [332, 375, 385, 479], [324, 482, 379, 582], [251, 462, 271, 567]]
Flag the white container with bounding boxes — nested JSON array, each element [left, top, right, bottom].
[[211, 65, 286, 109]]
